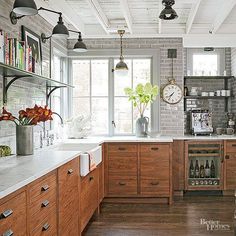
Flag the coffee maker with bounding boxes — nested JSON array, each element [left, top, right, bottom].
[[190, 110, 213, 135]]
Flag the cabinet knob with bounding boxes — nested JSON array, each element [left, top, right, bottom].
[[151, 147, 159, 151], [41, 200, 50, 208], [151, 181, 159, 186], [225, 155, 230, 159], [42, 223, 50, 231], [89, 176, 94, 181], [0, 209, 13, 219], [41, 185, 49, 192], [119, 182, 126, 186], [3, 229, 13, 236], [67, 169, 73, 175]]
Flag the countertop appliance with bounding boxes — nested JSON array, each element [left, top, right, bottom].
[[190, 110, 213, 135]]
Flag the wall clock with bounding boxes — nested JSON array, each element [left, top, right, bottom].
[[162, 79, 183, 104]]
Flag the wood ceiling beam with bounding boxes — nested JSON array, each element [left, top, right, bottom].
[[186, 0, 202, 34], [211, 0, 236, 34], [119, 0, 133, 34], [85, 0, 110, 34]]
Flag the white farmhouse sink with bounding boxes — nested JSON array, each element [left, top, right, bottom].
[[52, 143, 102, 176]]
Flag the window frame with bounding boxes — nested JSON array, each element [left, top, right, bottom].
[[68, 49, 160, 136], [187, 48, 226, 76]]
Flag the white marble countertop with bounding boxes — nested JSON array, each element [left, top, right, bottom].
[[0, 150, 81, 199]]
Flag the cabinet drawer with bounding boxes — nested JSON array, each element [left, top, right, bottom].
[[30, 207, 57, 236], [226, 141, 236, 153], [108, 178, 137, 195], [80, 169, 99, 231], [140, 179, 170, 196], [108, 144, 137, 153], [28, 171, 57, 204], [0, 191, 27, 236], [140, 144, 170, 157]]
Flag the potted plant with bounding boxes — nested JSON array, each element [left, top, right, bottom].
[[124, 82, 158, 137], [0, 105, 53, 155]]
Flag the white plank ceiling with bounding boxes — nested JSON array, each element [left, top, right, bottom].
[[34, 0, 236, 45]]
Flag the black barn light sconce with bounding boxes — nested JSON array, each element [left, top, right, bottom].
[[159, 0, 178, 20]]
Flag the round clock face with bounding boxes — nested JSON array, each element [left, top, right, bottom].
[[162, 84, 183, 104]]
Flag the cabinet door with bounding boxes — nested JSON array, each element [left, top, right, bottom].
[[80, 169, 99, 232], [140, 144, 170, 196], [107, 144, 138, 196], [98, 162, 104, 203], [0, 191, 27, 236], [225, 153, 236, 190], [58, 158, 79, 236]]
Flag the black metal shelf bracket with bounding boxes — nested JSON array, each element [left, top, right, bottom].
[[46, 85, 66, 106], [3, 75, 32, 105]]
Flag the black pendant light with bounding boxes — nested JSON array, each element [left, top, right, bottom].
[[115, 30, 128, 71], [13, 0, 38, 16], [71, 31, 87, 52], [159, 0, 178, 20], [52, 14, 69, 39]]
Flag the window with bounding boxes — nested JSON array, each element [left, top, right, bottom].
[[71, 58, 152, 136], [72, 60, 109, 135], [187, 48, 225, 76]]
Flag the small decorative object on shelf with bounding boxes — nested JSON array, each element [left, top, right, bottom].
[[0, 105, 53, 155], [124, 82, 158, 137]]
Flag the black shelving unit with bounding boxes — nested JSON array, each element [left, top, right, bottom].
[[0, 62, 74, 105], [184, 76, 234, 112]]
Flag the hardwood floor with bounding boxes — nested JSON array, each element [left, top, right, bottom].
[[83, 196, 236, 236]]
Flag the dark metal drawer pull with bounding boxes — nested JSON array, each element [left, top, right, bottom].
[[225, 155, 230, 159], [232, 144, 236, 147], [0, 209, 13, 219], [41, 200, 50, 208], [118, 147, 126, 151], [119, 182, 126, 186], [3, 229, 13, 236], [67, 169, 73, 175], [151, 147, 159, 151], [41, 185, 49, 192], [42, 223, 50, 231], [89, 176, 94, 181], [151, 182, 159, 186]]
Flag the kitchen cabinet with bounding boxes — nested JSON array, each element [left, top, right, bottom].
[[98, 161, 105, 203], [58, 158, 79, 236], [224, 141, 236, 190], [106, 143, 138, 196], [140, 144, 172, 197], [105, 142, 172, 203], [28, 170, 57, 235], [80, 168, 99, 232], [0, 189, 27, 236]]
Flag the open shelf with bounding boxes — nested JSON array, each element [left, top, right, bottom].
[[184, 95, 230, 99], [184, 76, 234, 80], [0, 62, 74, 105]]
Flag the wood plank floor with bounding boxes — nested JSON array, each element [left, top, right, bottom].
[[83, 196, 236, 236]]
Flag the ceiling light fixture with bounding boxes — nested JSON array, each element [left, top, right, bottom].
[[115, 30, 128, 72], [69, 30, 87, 52], [12, 0, 38, 16], [159, 0, 178, 20]]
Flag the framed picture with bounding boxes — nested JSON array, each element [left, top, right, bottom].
[[21, 26, 42, 75]]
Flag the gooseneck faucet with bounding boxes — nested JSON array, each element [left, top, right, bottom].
[[52, 112, 64, 125]]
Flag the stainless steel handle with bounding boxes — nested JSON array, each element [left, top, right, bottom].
[[42, 223, 50, 231], [41, 185, 49, 192], [118, 147, 126, 151], [3, 229, 13, 236], [151, 181, 159, 186], [68, 169, 73, 175], [119, 182, 126, 186], [151, 147, 159, 151], [0, 209, 13, 219], [41, 200, 49, 208]]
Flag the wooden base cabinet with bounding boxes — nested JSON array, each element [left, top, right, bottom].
[[105, 143, 172, 203], [58, 158, 79, 236], [224, 141, 236, 190]]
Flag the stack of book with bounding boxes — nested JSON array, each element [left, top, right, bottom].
[[0, 29, 33, 72]]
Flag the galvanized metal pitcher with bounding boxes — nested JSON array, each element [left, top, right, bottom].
[[16, 125, 34, 155], [135, 115, 149, 137]]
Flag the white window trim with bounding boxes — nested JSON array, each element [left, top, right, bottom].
[[68, 49, 160, 136], [187, 48, 226, 76]]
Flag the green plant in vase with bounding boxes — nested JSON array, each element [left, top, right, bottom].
[[124, 82, 158, 137]]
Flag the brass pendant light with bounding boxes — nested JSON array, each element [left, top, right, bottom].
[[115, 30, 128, 71]]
